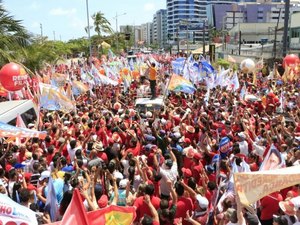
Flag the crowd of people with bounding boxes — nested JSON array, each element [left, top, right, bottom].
[[0, 52, 300, 225]]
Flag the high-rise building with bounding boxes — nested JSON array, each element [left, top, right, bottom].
[[152, 9, 167, 48], [212, 2, 300, 30], [166, 0, 204, 43], [141, 22, 153, 46]]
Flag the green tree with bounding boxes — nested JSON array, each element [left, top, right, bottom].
[[91, 11, 113, 37], [0, 1, 30, 66], [16, 38, 73, 72]]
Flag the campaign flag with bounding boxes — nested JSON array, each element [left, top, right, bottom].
[[218, 136, 231, 158], [104, 65, 119, 81], [240, 85, 247, 100], [87, 205, 136, 225], [0, 193, 38, 225], [45, 177, 59, 222], [72, 80, 89, 96], [108, 49, 116, 59], [259, 144, 285, 171], [129, 58, 134, 71], [15, 114, 27, 144], [171, 57, 186, 75], [0, 121, 47, 139], [200, 61, 214, 74], [16, 114, 26, 129], [234, 165, 300, 205], [51, 73, 66, 87], [168, 74, 196, 94], [231, 71, 240, 91], [98, 74, 118, 86], [59, 189, 89, 225], [39, 83, 75, 112]]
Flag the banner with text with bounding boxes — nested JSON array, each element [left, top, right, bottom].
[[0, 193, 38, 225], [234, 165, 300, 205]]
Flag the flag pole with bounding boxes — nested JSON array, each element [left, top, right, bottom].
[[163, 74, 173, 103]]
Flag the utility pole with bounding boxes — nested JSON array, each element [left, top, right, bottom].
[[282, 0, 290, 57], [85, 0, 92, 59], [40, 23, 43, 37], [114, 12, 126, 53], [273, 8, 281, 60]]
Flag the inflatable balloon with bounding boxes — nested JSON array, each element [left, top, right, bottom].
[[0, 63, 27, 91], [283, 54, 299, 68], [240, 58, 255, 73]]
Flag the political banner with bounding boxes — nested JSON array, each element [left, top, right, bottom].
[[0, 121, 47, 139], [0, 193, 38, 225], [218, 136, 231, 157], [234, 165, 300, 206]]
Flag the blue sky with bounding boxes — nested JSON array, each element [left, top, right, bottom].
[[3, 0, 166, 41]]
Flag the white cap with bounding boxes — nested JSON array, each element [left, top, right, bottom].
[[196, 195, 209, 209], [39, 171, 51, 181], [28, 123, 35, 128], [119, 179, 128, 189]]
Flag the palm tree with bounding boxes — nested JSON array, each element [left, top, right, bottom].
[[91, 11, 113, 37], [0, 1, 30, 65]]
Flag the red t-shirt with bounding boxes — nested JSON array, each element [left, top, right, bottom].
[[134, 195, 161, 221], [260, 192, 283, 220], [126, 142, 141, 157], [174, 196, 194, 225]]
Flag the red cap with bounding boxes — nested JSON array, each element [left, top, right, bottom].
[[220, 129, 227, 137], [98, 195, 108, 208], [5, 164, 12, 172], [27, 183, 36, 191], [194, 153, 202, 160], [182, 168, 192, 177], [184, 138, 191, 144], [194, 164, 203, 172], [24, 172, 32, 182]]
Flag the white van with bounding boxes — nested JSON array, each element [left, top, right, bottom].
[[0, 100, 38, 126], [135, 97, 165, 113]]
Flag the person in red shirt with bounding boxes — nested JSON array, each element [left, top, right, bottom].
[[134, 183, 161, 222], [260, 192, 283, 225], [126, 138, 142, 157], [174, 182, 194, 225]]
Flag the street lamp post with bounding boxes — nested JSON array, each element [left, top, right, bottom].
[[85, 0, 92, 60], [114, 12, 126, 53]]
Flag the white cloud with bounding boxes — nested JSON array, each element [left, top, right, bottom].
[[144, 3, 155, 11], [49, 8, 77, 16]]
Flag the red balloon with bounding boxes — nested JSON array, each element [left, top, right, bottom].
[[5, 222, 17, 225], [283, 54, 299, 68], [0, 62, 27, 91]]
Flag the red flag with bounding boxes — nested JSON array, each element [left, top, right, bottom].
[[87, 205, 136, 225], [60, 189, 89, 225]]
